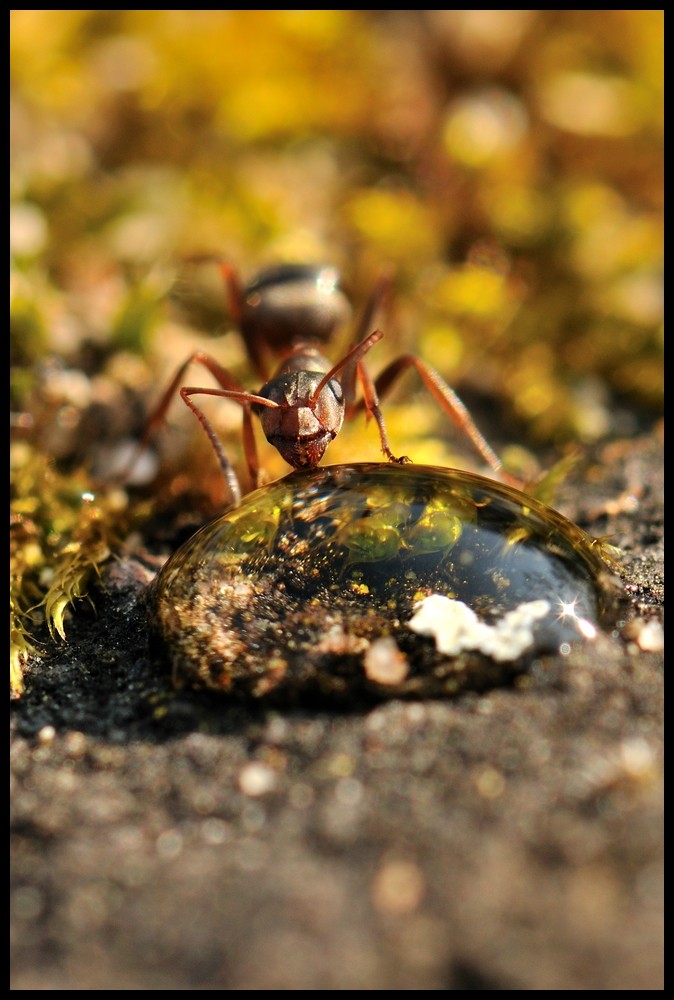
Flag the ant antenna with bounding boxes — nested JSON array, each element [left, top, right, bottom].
[[309, 330, 384, 407]]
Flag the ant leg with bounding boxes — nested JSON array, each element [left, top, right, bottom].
[[180, 382, 290, 493], [341, 269, 394, 406], [304, 327, 409, 463], [351, 359, 411, 465], [217, 259, 271, 380], [182, 255, 268, 380], [115, 350, 253, 506], [353, 353, 523, 488], [352, 268, 395, 344], [180, 388, 260, 506], [215, 260, 244, 329]]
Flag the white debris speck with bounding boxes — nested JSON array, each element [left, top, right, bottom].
[[238, 761, 277, 797], [407, 594, 551, 662], [95, 439, 160, 486], [623, 616, 665, 652], [635, 619, 664, 653], [363, 637, 410, 685]]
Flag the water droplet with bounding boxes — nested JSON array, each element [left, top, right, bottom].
[[151, 463, 624, 700]]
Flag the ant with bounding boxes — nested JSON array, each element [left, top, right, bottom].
[[123, 260, 518, 506]]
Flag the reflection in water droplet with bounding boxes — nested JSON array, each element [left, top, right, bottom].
[[151, 463, 624, 701]]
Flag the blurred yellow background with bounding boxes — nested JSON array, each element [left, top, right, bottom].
[[11, 10, 663, 458]]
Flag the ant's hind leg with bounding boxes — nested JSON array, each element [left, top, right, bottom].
[[361, 353, 524, 489]]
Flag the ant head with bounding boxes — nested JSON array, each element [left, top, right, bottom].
[[240, 265, 352, 358], [254, 369, 345, 469]]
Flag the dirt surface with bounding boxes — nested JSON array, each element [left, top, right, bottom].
[[10, 429, 664, 990]]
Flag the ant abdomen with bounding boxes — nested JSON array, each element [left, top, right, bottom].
[[239, 264, 352, 364]]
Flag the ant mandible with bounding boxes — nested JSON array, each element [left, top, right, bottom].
[[126, 260, 516, 506]]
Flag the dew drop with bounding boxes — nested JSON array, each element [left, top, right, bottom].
[[152, 463, 624, 701]]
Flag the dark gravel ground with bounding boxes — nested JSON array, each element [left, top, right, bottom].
[[10, 427, 663, 990]]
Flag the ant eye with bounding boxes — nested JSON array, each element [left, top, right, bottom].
[[328, 378, 343, 403]]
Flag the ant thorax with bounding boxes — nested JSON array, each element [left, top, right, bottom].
[[273, 343, 335, 377]]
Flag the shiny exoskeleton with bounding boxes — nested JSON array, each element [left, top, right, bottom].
[[130, 260, 515, 506]]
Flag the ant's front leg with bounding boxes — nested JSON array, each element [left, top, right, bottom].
[[117, 351, 258, 508], [347, 358, 411, 466]]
